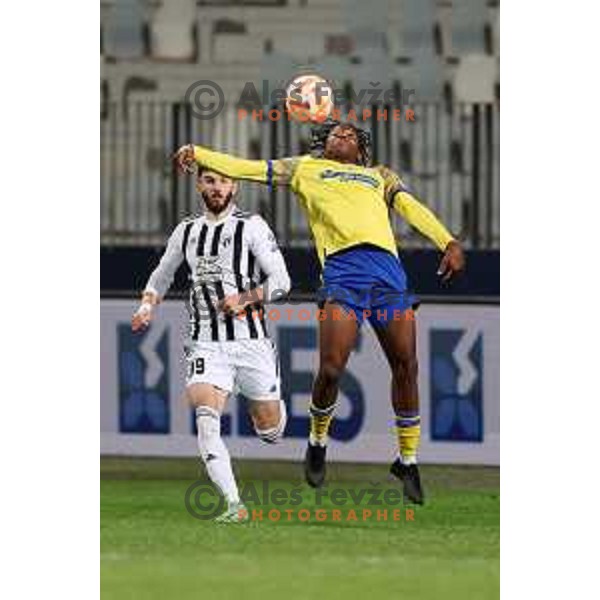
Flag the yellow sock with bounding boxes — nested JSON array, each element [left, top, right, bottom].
[[395, 413, 421, 464], [309, 402, 336, 446]]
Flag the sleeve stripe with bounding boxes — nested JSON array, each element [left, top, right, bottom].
[[267, 160, 274, 192], [387, 186, 402, 208], [388, 182, 415, 208]]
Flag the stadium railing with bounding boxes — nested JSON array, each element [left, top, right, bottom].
[[100, 100, 499, 249]]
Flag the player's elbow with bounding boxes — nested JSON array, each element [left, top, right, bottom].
[[279, 271, 291, 296], [266, 271, 291, 302], [278, 272, 292, 301]]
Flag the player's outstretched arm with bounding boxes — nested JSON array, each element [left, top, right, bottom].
[[394, 191, 465, 280], [131, 221, 186, 331], [174, 144, 299, 188], [379, 166, 465, 280], [395, 192, 465, 280]]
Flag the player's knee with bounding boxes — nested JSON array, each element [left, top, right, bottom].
[[254, 401, 287, 444], [187, 383, 220, 407]]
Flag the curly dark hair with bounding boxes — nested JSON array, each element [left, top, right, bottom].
[[309, 119, 372, 167]]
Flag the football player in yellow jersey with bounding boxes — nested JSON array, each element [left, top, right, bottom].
[[174, 120, 464, 504]]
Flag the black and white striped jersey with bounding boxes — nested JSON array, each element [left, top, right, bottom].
[[145, 205, 291, 342]]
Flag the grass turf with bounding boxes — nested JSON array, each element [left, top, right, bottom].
[[101, 457, 499, 599]]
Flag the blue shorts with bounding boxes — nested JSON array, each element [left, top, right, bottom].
[[317, 244, 418, 327]]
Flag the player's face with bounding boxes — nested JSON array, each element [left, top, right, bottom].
[[324, 125, 361, 164], [196, 171, 237, 215]]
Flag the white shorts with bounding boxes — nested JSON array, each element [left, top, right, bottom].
[[185, 338, 281, 401]]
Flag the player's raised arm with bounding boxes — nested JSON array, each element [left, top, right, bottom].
[[174, 144, 300, 189], [379, 166, 465, 280], [131, 220, 187, 331]]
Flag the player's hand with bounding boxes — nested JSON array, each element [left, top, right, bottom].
[[437, 240, 465, 282], [218, 293, 247, 316], [131, 302, 154, 332], [173, 144, 196, 174]]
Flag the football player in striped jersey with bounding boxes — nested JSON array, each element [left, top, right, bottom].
[[132, 169, 291, 523]]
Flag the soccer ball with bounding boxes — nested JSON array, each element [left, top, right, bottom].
[[285, 74, 334, 124]]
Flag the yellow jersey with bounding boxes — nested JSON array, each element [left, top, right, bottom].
[[193, 147, 454, 265]]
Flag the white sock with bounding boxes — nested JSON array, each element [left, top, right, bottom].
[[399, 453, 417, 466], [309, 433, 327, 447], [195, 406, 240, 505]]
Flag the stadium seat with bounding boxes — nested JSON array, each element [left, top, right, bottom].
[[318, 56, 352, 89], [491, 7, 500, 56], [103, 0, 147, 61], [259, 53, 297, 93], [272, 32, 325, 62], [452, 54, 497, 103], [398, 0, 437, 58], [213, 33, 266, 64], [343, 0, 390, 36], [450, 0, 490, 55], [342, 0, 389, 59], [122, 76, 158, 107], [150, 0, 197, 61], [325, 34, 354, 57], [351, 47, 394, 106], [398, 49, 446, 101], [213, 19, 246, 35]]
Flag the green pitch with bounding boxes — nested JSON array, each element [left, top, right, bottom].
[[101, 458, 499, 599]]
